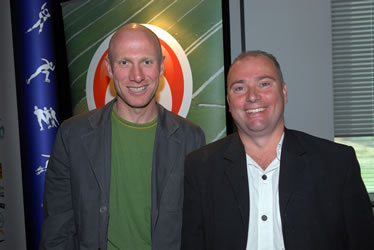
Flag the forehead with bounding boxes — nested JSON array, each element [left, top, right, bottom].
[[110, 29, 160, 57], [228, 55, 279, 81]]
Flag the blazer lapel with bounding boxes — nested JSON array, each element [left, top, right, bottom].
[[279, 129, 307, 216], [223, 134, 250, 231], [151, 105, 180, 231], [82, 102, 113, 204]]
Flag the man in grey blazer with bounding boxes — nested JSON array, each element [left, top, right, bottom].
[[40, 23, 205, 250], [181, 50, 374, 250]]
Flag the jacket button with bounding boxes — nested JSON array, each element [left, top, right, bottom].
[[99, 206, 107, 213]]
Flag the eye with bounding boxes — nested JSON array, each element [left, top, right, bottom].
[[260, 81, 271, 87], [119, 60, 128, 65], [144, 60, 153, 65], [232, 85, 245, 92]]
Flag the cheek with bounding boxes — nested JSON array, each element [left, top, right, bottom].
[[145, 66, 161, 79], [232, 94, 245, 105], [151, 71, 162, 82], [113, 70, 128, 81], [228, 98, 243, 114], [262, 91, 279, 103]]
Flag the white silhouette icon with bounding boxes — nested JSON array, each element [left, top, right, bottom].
[[43, 107, 53, 128], [26, 58, 55, 84], [34, 105, 49, 131], [34, 106, 59, 131], [35, 154, 50, 175], [49, 107, 60, 127], [26, 2, 51, 34]]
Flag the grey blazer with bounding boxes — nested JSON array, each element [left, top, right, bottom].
[[40, 100, 206, 250]]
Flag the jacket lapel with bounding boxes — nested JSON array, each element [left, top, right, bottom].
[[151, 105, 180, 231], [82, 101, 114, 204], [279, 129, 307, 216], [223, 134, 250, 231]]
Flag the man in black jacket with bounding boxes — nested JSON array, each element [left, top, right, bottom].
[[181, 50, 374, 250]]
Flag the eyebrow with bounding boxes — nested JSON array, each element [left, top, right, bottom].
[[255, 75, 277, 81], [115, 55, 157, 62], [230, 75, 276, 85], [230, 80, 245, 85]]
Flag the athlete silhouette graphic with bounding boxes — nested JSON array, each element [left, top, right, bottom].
[[26, 2, 51, 34], [34, 105, 50, 131], [26, 58, 55, 84]]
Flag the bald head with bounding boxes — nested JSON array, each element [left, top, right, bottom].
[[107, 23, 163, 64]]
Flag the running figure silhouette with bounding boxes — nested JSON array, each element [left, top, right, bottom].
[[26, 58, 55, 85]]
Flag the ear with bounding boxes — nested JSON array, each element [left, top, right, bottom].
[[159, 56, 165, 77], [282, 82, 288, 104], [226, 94, 231, 112], [104, 55, 113, 79]]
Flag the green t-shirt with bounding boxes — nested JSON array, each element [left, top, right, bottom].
[[107, 110, 157, 250]]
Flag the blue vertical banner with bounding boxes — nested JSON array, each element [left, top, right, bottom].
[[10, 1, 71, 249]]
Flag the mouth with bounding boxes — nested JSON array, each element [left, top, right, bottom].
[[128, 86, 146, 92], [246, 108, 266, 114]]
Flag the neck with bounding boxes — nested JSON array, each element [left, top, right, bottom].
[[238, 126, 284, 170], [115, 101, 158, 124]]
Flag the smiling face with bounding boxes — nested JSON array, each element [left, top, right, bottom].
[[227, 55, 288, 139], [105, 24, 164, 119]]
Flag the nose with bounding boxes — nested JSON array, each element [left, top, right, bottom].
[[247, 87, 259, 103], [130, 65, 145, 83]]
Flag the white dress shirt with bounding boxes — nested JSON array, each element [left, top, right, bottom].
[[246, 134, 285, 250]]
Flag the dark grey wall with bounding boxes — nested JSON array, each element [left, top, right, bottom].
[[229, 0, 334, 140]]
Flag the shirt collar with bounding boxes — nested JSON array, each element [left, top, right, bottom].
[[276, 132, 285, 161], [246, 132, 285, 172]]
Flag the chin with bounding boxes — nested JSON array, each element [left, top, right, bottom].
[[128, 99, 155, 109]]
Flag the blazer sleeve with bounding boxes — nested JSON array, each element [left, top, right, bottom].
[[39, 124, 78, 250], [343, 146, 374, 249]]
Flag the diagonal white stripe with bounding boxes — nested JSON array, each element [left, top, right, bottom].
[[167, 0, 204, 30], [64, 0, 108, 31], [185, 20, 222, 53], [147, 0, 178, 23], [213, 127, 227, 142], [192, 66, 224, 98], [70, 69, 88, 87], [68, 0, 154, 67], [198, 104, 226, 108], [66, 0, 127, 44], [186, 23, 222, 56], [63, 0, 90, 19]]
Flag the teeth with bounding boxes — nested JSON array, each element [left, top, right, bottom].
[[129, 86, 146, 92], [246, 108, 265, 114]]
